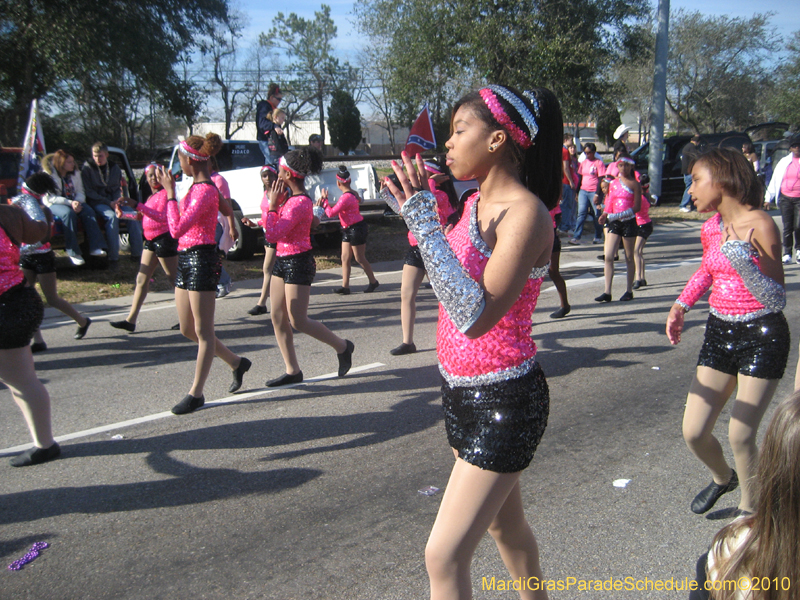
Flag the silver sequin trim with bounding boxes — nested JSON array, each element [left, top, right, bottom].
[[401, 191, 485, 333], [619, 181, 634, 195], [675, 301, 691, 313], [607, 208, 634, 222], [710, 307, 779, 322], [486, 85, 538, 142], [380, 186, 401, 214], [468, 198, 550, 279], [439, 357, 538, 387], [720, 240, 786, 311], [12, 194, 47, 255]]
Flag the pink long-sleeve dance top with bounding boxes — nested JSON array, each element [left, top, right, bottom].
[[408, 187, 454, 247], [676, 213, 772, 318], [437, 193, 549, 386], [138, 189, 170, 241], [0, 225, 23, 295], [264, 194, 314, 256], [323, 192, 363, 228], [167, 182, 219, 251]]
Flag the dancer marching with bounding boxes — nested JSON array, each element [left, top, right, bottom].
[[317, 165, 379, 295], [155, 134, 251, 414], [667, 148, 788, 516], [111, 163, 179, 332], [242, 164, 279, 316], [632, 173, 653, 290], [385, 85, 561, 600], [263, 149, 354, 387]]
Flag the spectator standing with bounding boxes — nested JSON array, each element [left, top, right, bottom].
[[256, 83, 284, 163], [612, 124, 631, 156], [764, 135, 800, 264], [81, 142, 143, 263], [558, 133, 577, 235], [679, 135, 702, 212], [569, 143, 605, 245], [42, 150, 107, 266], [308, 134, 323, 153]]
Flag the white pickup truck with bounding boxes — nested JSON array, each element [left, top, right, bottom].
[[167, 141, 388, 259]]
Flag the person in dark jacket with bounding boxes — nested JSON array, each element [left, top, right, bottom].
[[256, 83, 284, 162], [679, 135, 702, 212]]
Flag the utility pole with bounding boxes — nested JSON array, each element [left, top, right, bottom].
[[648, 0, 670, 202]]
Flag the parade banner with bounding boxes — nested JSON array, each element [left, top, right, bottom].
[[18, 99, 46, 189], [404, 104, 436, 157]]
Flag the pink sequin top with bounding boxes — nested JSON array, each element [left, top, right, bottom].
[[323, 192, 363, 228], [605, 179, 636, 215], [264, 194, 314, 256], [138, 189, 170, 241], [0, 223, 24, 296], [549, 205, 561, 228], [408, 188, 454, 247], [636, 195, 651, 225], [438, 193, 549, 385], [677, 213, 767, 316], [167, 182, 219, 251]]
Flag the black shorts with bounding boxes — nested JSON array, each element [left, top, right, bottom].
[[143, 232, 179, 258], [272, 250, 316, 286], [636, 222, 653, 239], [264, 240, 277, 250], [342, 220, 368, 246], [19, 251, 56, 274], [0, 282, 44, 349], [404, 245, 425, 269], [174, 244, 221, 292], [552, 227, 562, 254], [441, 363, 550, 473], [606, 217, 638, 238], [697, 312, 790, 380]]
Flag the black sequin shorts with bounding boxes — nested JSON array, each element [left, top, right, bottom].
[[342, 220, 368, 246], [552, 227, 562, 254], [697, 312, 790, 380], [19, 251, 56, 274], [404, 245, 425, 269], [0, 282, 44, 349], [636, 222, 653, 239], [144, 232, 179, 258], [175, 244, 221, 292], [441, 362, 550, 473], [606, 217, 638, 238], [264, 240, 277, 249], [272, 250, 316, 286]]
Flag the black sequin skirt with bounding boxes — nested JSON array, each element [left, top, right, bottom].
[[342, 220, 368, 246], [697, 312, 790, 380], [272, 250, 316, 286], [174, 244, 221, 292], [441, 362, 550, 473], [144, 232, 179, 258], [404, 245, 425, 269], [606, 217, 638, 238], [0, 282, 44, 349], [19, 251, 56, 274]]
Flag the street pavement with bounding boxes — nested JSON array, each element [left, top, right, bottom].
[[1, 216, 798, 599]]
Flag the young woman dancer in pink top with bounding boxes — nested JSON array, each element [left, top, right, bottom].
[[155, 134, 251, 414], [263, 149, 354, 387], [385, 85, 562, 600], [112, 163, 179, 332], [317, 165, 379, 294], [632, 173, 653, 290], [242, 165, 279, 316], [667, 148, 788, 517]]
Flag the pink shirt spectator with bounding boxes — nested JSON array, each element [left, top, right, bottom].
[[408, 188, 454, 247], [677, 213, 769, 317], [636, 195, 651, 226], [264, 194, 314, 256], [780, 156, 800, 198], [606, 161, 620, 178], [0, 224, 24, 296], [167, 182, 219, 251], [437, 193, 548, 384], [578, 158, 606, 192], [323, 192, 363, 228], [138, 189, 171, 241]]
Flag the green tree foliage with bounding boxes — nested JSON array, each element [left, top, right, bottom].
[[327, 90, 362, 154], [767, 31, 800, 127], [0, 0, 230, 146]]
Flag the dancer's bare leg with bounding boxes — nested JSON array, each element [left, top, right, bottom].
[[270, 275, 300, 375], [126, 249, 160, 323], [634, 236, 647, 281], [400, 265, 425, 345], [35, 272, 87, 326], [352, 244, 378, 285], [602, 234, 621, 295], [620, 236, 636, 293], [257, 247, 277, 307], [285, 283, 346, 352], [341, 241, 353, 288], [547, 250, 568, 309], [0, 346, 54, 449]]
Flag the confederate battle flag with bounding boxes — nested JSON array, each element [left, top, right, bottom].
[[18, 99, 46, 189], [404, 104, 436, 157]]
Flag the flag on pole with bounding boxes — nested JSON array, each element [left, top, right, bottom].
[[404, 104, 436, 157], [18, 99, 46, 190]]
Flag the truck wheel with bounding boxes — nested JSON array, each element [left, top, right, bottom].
[[227, 210, 257, 260]]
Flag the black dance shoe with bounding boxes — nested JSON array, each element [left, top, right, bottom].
[[390, 343, 417, 356], [594, 293, 612, 303], [596, 254, 620, 261], [632, 279, 648, 290], [550, 305, 571, 319], [172, 394, 205, 415], [364, 281, 380, 293], [30, 342, 47, 353], [619, 291, 634, 301], [170, 323, 181, 331], [691, 470, 738, 514], [229, 357, 251, 393], [10, 443, 61, 467], [334, 287, 351, 295], [266, 372, 304, 387], [338, 340, 354, 376], [74, 317, 92, 340], [247, 305, 268, 316], [110, 320, 136, 332]]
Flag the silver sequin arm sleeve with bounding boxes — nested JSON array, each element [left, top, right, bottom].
[[400, 191, 485, 333], [13, 195, 47, 223], [606, 208, 634, 222], [721, 240, 786, 311]]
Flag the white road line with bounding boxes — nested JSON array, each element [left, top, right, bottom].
[[0, 362, 385, 455]]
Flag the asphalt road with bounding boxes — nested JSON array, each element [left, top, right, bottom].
[[1, 216, 798, 599]]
